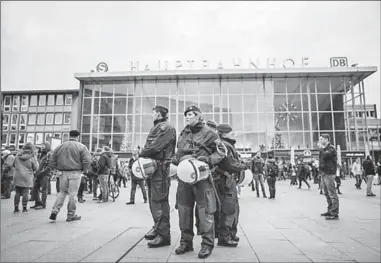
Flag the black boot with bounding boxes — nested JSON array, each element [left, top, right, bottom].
[[144, 228, 157, 240], [217, 237, 238, 247], [22, 206, 28, 212], [126, 201, 135, 205], [175, 243, 193, 255], [147, 235, 170, 248], [14, 206, 20, 213], [198, 247, 212, 259]]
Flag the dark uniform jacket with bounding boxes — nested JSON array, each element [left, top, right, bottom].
[[35, 149, 53, 179], [217, 137, 246, 175], [319, 143, 337, 174], [362, 159, 375, 176], [140, 118, 177, 161], [176, 122, 225, 166]]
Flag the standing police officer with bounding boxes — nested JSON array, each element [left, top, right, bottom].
[[139, 105, 177, 248], [214, 124, 247, 247], [172, 106, 225, 259]]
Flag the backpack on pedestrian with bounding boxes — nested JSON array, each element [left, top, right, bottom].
[[267, 162, 279, 178]]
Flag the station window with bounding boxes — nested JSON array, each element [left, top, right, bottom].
[[56, 95, 64, 105], [12, 96, 20, 111], [35, 133, 44, 145], [37, 113, 45, 125], [21, 95, 28, 111], [3, 96, 11, 112], [30, 95, 38, 106], [27, 133, 35, 143], [53, 133, 61, 139], [10, 114, 18, 131], [46, 113, 54, 125], [18, 134, 25, 149], [63, 113, 71, 124], [63, 133, 69, 141], [54, 113, 62, 124], [28, 114, 36, 125], [19, 114, 27, 131], [2, 114, 9, 131], [2, 133, 8, 146], [9, 134, 16, 146], [44, 133, 52, 142], [39, 95, 46, 106], [47, 95, 55, 106], [65, 94, 72, 105]]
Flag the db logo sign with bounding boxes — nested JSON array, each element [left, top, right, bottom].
[[330, 57, 348, 68], [303, 150, 312, 157], [96, 62, 109, 72]]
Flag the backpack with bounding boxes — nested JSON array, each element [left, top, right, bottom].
[[90, 157, 99, 174], [110, 155, 117, 174], [267, 162, 279, 177]]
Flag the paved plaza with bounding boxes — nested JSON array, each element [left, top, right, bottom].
[[1, 178, 380, 262]]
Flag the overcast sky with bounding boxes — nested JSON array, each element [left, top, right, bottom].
[[1, 1, 380, 114]]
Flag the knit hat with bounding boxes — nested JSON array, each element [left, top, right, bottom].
[[69, 130, 80, 137]]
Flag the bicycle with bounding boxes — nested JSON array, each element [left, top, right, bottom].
[[108, 174, 120, 202]]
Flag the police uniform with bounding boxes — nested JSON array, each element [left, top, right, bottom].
[[139, 105, 177, 248], [174, 106, 225, 259], [214, 124, 246, 247]]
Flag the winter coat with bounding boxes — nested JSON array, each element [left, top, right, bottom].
[[13, 150, 39, 188], [318, 143, 337, 174], [98, 151, 112, 175]]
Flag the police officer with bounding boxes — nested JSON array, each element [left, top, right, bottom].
[[172, 106, 225, 259], [139, 105, 177, 248], [214, 124, 247, 247]]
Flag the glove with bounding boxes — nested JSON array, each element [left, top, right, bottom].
[[197, 156, 210, 164], [171, 156, 180, 166]]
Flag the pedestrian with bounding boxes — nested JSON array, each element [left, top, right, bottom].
[[49, 130, 91, 222], [318, 133, 339, 220], [172, 105, 224, 259], [250, 151, 267, 198], [290, 165, 297, 186], [88, 148, 102, 200], [30, 142, 53, 209], [352, 158, 363, 189], [362, 155, 376, 197], [1, 150, 15, 199], [139, 105, 176, 249], [126, 151, 148, 205], [297, 160, 311, 189], [97, 146, 112, 203], [214, 123, 247, 247], [13, 142, 39, 213], [265, 154, 278, 199]]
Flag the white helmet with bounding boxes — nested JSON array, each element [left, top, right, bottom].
[[131, 158, 157, 179], [177, 158, 210, 184]]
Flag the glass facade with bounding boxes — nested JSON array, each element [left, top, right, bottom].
[[2, 92, 76, 149], [80, 76, 361, 154]]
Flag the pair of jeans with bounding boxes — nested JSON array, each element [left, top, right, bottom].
[[267, 177, 276, 198], [129, 179, 147, 202], [366, 174, 374, 195], [2, 178, 13, 198], [14, 186, 29, 207], [355, 174, 362, 188], [98, 174, 109, 202], [298, 178, 310, 188], [51, 171, 82, 218], [322, 173, 339, 216], [31, 176, 49, 206], [253, 173, 267, 197], [56, 177, 60, 193], [77, 176, 86, 199]]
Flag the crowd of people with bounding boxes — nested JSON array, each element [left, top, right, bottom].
[[1, 104, 381, 259]]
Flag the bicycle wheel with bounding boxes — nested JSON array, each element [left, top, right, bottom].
[[113, 185, 120, 199], [109, 184, 116, 202]]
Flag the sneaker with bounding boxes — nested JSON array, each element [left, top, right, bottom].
[[22, 208, 28, 213], [49, 212, 58, 221], [34, 205, 46, 210], [14, 207, 20, 213], [66, 215, 81, 222], [320, 212, 331, 216], [367, 193, 376, 197]]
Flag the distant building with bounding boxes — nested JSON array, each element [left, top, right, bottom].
[[1, 90, 79, 150]]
